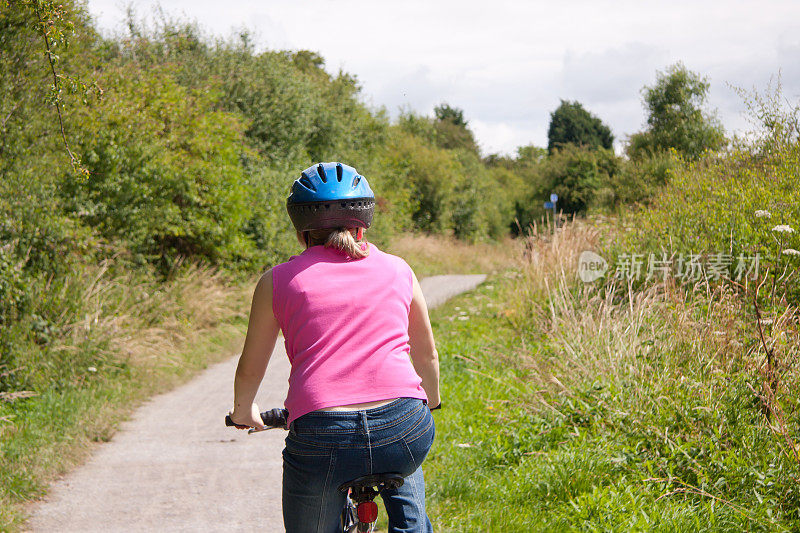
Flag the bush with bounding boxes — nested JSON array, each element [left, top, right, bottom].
[[596, 151, 680, 208], [623, 86, 800, 305], [381, 131, 459, 233], [61, 66, 255, 272], [450, 152, 513, 240], [541, 145, 619, 214]]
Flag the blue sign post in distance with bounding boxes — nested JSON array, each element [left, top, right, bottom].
[[547, 193, 558, 233]]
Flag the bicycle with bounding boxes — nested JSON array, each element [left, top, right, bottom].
[[226, 406, 438, 532]]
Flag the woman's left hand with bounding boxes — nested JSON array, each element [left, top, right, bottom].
[[229, 403, 266, 430]]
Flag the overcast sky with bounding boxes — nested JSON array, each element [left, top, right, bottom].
[[85, 0, 800, 155]]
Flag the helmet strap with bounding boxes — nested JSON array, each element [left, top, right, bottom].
[[302, 231, 310, 248], [356, 228, 363, 241]]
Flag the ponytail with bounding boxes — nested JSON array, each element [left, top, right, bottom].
[[305, 227, 369, 259]]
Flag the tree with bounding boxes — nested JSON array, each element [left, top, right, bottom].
[[629, 62, 725, 160], [542, 145, 619, 213], [434, 103, 467, 126], [433, 103, 479, 153], [547, 100, 614, 153]]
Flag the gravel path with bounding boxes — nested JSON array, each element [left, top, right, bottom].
[[27, 274, 486, 532]]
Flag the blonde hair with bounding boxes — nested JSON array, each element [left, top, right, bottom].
[[306, 227, 369, 259]]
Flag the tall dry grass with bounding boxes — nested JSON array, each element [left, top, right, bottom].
[[506, 219, 800, 432], [57, 261, 251, 371], [386, 232, 522, 277]]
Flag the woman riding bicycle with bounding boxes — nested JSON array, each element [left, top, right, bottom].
[[229, 162, 440, 533]]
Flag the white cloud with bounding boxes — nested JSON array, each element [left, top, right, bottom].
[[471, 119, 543, 156], [561, 43, 668, 105], [85, 0, 800, 155]]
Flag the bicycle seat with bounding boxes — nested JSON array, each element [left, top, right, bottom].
[[338, 473, 404, 493]]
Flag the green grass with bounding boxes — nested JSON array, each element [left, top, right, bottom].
[[423, 268, 799, 532], [0, 268, 251, 531]]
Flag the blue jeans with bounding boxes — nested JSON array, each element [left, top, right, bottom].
[[282, 398, 435, 533]]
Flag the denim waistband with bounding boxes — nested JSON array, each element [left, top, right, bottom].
[[290, 397, 426, 435]]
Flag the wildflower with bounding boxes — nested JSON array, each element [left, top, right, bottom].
[[783, 249, 800, 257], [88, 366, 97, 372], [771, 225, 795, 233], [755, 210, 771, 218]]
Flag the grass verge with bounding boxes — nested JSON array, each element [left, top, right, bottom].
[[0, 265, 252, 531], [424, 222, 800, 531], [385, 232, 521, 277]]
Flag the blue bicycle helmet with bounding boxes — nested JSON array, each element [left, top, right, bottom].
[[287, 162, 375, 232]]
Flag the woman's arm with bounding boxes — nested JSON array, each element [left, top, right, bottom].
[[408, 271, 441, 408], [230, 269, 281, 428]]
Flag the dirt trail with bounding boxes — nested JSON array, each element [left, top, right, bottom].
[[27, 274, 486, 532]]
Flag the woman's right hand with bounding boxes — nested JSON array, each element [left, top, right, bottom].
[[229, 402, 266, 430]]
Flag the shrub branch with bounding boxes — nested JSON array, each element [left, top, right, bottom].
[[30, 1, 88, 176]]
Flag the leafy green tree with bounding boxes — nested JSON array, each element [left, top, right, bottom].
[[629, 62, 725, 160], [450, 151, 517, 240], [516, 144, 548, 163], [289, 50, 326, 73], [383, 131, 459, 232], [597, 151, 677, 208], [547, 100, 613, 153], [397, 109, 437, 144], [434, 103, 467, 126], [62, 66, 255, 271], [482, 145, 550, 233], [433, 103, 479, 153], [542, 145, 619, 213]]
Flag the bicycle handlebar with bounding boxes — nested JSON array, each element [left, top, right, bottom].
[[225, 403, 440, 433]]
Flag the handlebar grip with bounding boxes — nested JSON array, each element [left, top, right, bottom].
[[262, 408, 289, 429]]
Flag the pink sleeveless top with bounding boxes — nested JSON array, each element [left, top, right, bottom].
[[272, 243, 427, 425]]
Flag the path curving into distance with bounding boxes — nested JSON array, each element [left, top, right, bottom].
[[27, 274, 486, 532]]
